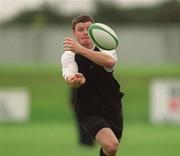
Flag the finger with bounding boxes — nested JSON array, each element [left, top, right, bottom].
[[64, 38, 74, 43], [67, 76, 75, 84], [75, 73, 84, 78], [68, 76, 76, 81], [75, 77, 85, 85], [64, 43, 70, 48], [79, 75, 85, 82], [73, 77, 81, 82], [64, 43, 72, 51], [64, 37, 72, 40], [66, 38, 74, 42], [68, 79, 78, 86], [64, 40, 71, 45], [64, 40, 74, 45], [64, 41, 74, 47], [64, 47, 71, 51]]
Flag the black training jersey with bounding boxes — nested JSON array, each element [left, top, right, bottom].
[[74, 47, 124, 119]]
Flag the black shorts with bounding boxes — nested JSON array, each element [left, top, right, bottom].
[[79, 112, 123, 140]]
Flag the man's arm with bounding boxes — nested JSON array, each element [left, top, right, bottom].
[[61, 51, 86, 88], [79, 46, 116, 68], [64, 38, 117, 69]]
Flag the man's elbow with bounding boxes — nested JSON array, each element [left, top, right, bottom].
[[105, 58, 116, 68]]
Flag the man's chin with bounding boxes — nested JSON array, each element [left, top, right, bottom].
[[82, 40, 92, 45]]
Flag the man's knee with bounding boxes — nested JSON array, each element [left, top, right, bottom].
[[104, 140, 119, 155]]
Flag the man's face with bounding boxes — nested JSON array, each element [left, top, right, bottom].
[[73, 21, 93, 47]]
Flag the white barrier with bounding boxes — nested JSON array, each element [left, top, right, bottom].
[[0, 26, 180, 65], [150, 79, 180, 124], [0, 89, 30, 122]]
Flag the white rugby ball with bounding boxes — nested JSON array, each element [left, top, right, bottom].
[[88, 23, 118, 50]]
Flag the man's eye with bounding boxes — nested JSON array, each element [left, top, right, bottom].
[[78, 28, 84, 31]]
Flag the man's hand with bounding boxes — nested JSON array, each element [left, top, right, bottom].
[[64, 37, 82, 53], [66, 73, 86, 88]]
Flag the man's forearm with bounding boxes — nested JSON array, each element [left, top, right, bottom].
[[80, 47, 116, 68]]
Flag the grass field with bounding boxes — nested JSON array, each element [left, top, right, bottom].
[[1, 122, 180, 156], [0, 64, 180, 156]]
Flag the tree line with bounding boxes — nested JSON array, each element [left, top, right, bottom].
[[1, 0, 180, 27]]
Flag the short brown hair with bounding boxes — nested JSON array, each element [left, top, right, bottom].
[[72, 15, 95, 30]]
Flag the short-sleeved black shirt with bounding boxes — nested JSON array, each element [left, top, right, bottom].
[[74, 47, 124, 120]]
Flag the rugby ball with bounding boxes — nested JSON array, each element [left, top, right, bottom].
[[88, 23, 118, 50]]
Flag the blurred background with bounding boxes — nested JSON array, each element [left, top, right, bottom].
[[0, 0, 180, 156]]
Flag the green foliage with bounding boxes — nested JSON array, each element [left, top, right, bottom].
[[95, 0, 180, 23], [1, 0, 180, 27], [1, 2, 71, 27]]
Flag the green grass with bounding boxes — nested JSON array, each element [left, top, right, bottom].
[[0, 64, 72, 122], [0, 63, 179, 122], [0, 122, 180, 156], [0, 64, 180, 156]]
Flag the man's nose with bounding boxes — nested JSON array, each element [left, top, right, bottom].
[[84, 29, 88, 34]]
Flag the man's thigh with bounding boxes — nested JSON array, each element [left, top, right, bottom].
[[80, 115, 110, 139], [80, 113, 123, 140], [107, 113, 123, 139], [95, 127, 119, 148]]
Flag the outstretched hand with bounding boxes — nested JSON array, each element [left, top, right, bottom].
[[66, 73, 86, 88]]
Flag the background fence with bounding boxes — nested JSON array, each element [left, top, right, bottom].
[[0, 24, 180, 65]]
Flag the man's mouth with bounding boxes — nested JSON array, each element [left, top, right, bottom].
[[82, 37, 90, 40]]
